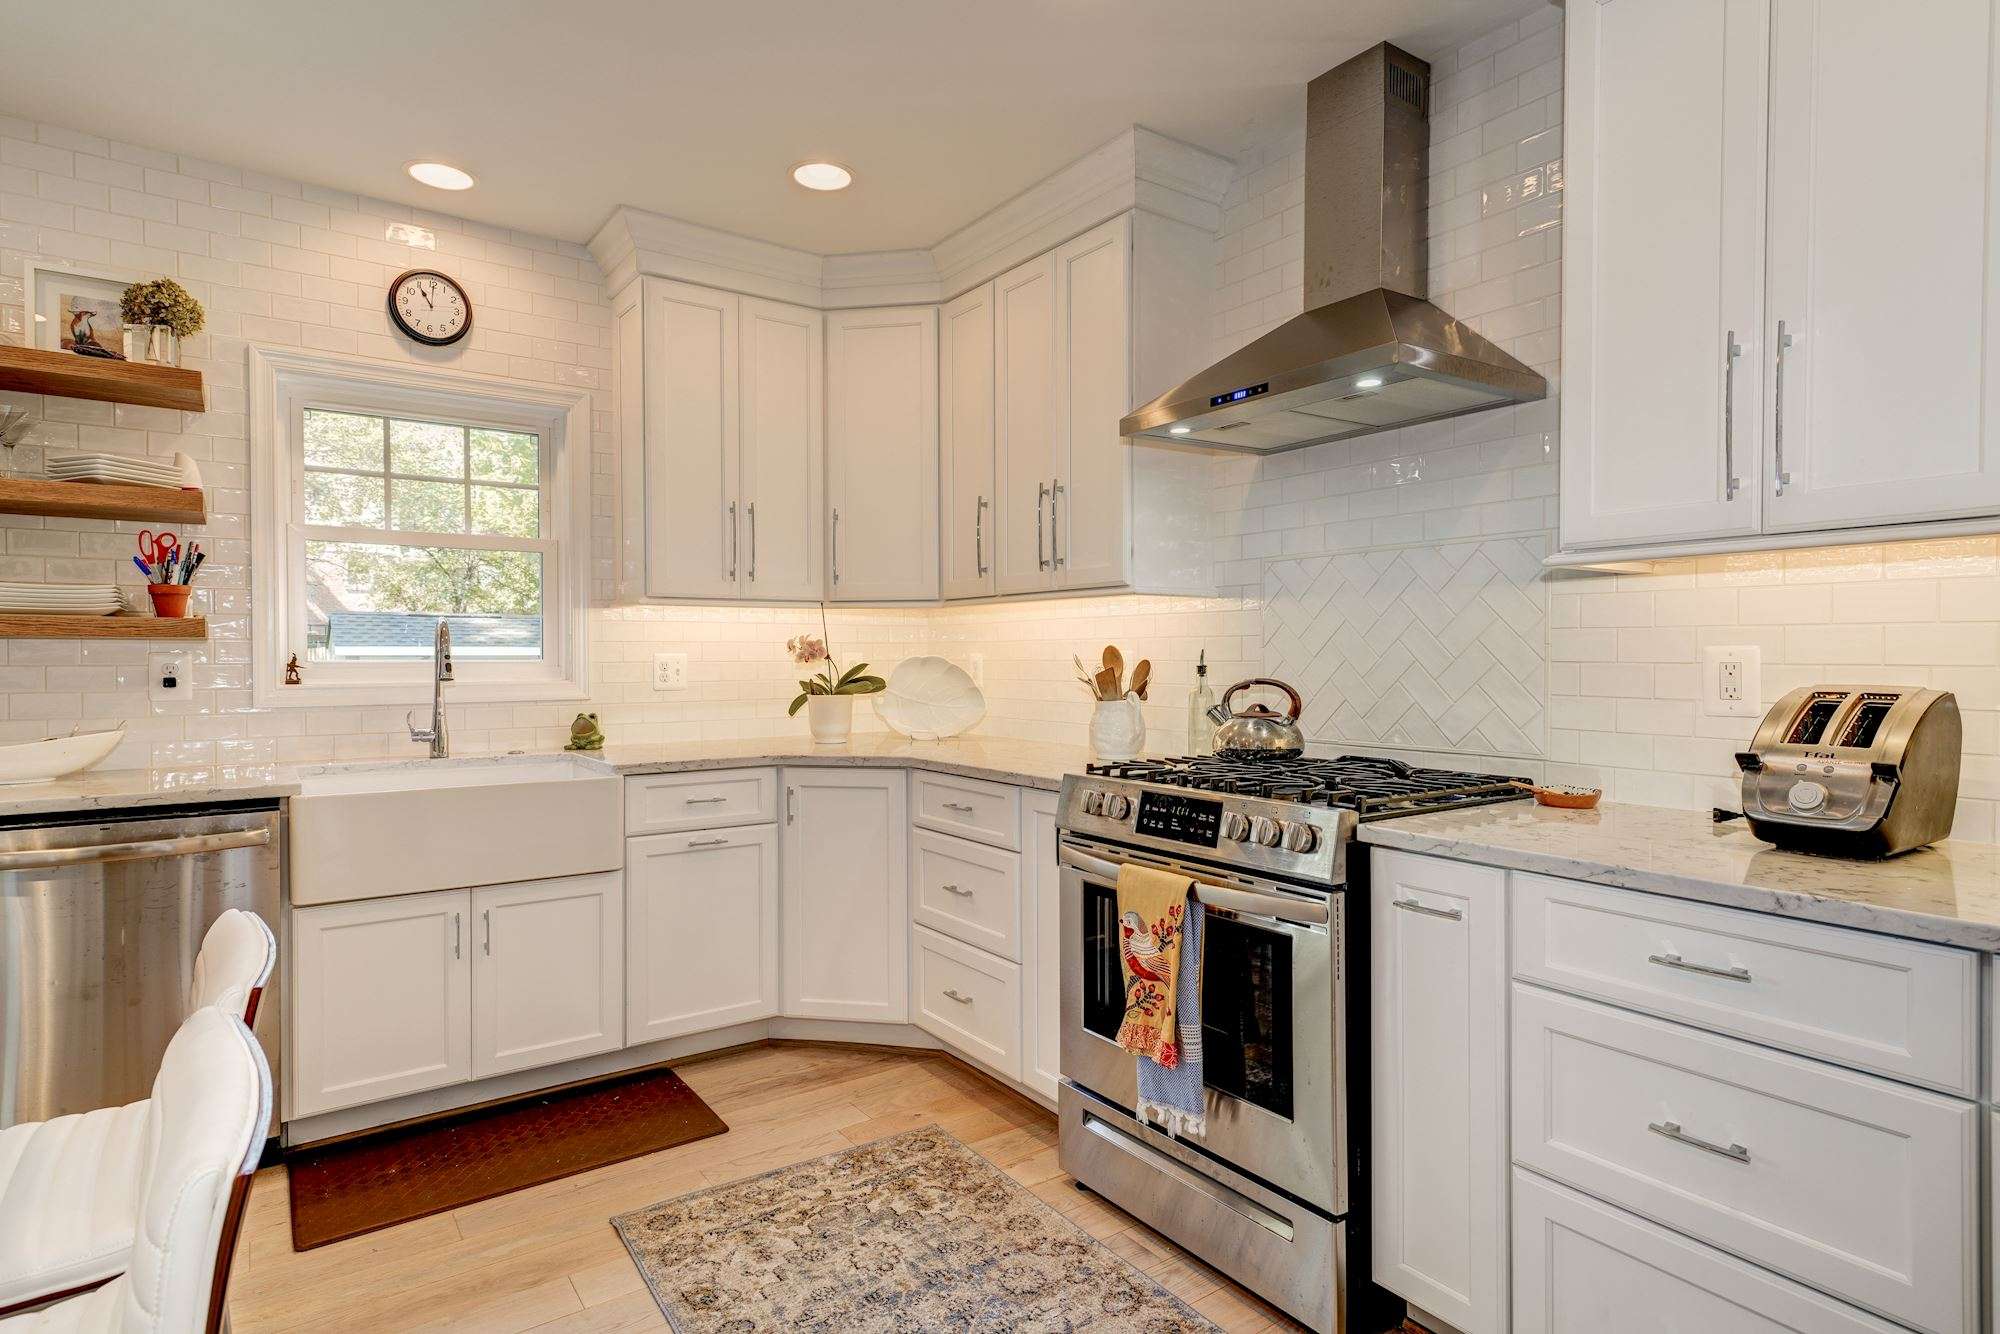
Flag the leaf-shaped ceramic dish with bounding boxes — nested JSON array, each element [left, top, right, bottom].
[[876, 656, 986, 740]]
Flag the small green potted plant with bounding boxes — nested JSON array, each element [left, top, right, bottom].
[[787, 611, 884, 745], [119, 277, 205, 367]]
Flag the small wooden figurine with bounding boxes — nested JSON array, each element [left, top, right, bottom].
[[284, 654, 303, 685]]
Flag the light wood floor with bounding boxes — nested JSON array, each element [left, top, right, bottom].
[[228, 1043, 1313, 1333]]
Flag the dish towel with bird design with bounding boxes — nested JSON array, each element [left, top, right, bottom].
[[1113, 863, 1207, 1137]]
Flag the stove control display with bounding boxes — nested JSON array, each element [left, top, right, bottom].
[[1134, 791, 1222, 848]]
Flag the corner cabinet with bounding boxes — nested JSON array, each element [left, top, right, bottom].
[[1558, 0, 2000, 560], [780, 768, 909, 1021], [825, 307, 939, 602], [613, 277, 823, 601]]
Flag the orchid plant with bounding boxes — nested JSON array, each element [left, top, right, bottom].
[[786, 607, 885, 716]]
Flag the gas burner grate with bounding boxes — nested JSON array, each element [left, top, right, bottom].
[[1083, 754, 1531, 820]]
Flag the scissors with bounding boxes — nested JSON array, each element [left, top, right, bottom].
[[137, 529, 179, 570]]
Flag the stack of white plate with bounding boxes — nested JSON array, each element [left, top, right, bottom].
[[45, 452, 184, 489], [0, 583, 128, 616]]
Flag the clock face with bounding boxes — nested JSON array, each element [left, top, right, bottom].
[[388, 269, 472, 346]]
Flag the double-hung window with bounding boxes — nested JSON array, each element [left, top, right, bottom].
[[251, 347, 592, 707]]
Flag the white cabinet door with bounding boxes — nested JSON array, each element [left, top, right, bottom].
[[1559, 0, 1768, 549], [1019, 790, 1062, 1102], [643, 278, 740, 598], [825, 307, 939, 602], [781, 768, 908, 1021], [1763, 0, 2000, 531], [739, 297, 823, 601], [1053, 215, 1131, 590], [1369, 850, 1509, 1334], [940, 283, 996, 600], [993, 252, 1060, 595], [290, 889, 471, 1118], [470, 872, 623, 1080], [626, 825, 779, 1044]]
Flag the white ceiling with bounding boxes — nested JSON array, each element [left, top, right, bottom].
[[5, 0, 1544, 254]]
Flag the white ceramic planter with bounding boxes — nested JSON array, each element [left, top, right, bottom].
[[806, 693, 854, 745], [1089, 697, 1146, 761]]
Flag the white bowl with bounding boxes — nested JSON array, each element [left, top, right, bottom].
[[0, 727, 127, 785], [875, 657, 985, 740]]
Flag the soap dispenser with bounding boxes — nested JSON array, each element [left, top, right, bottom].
[[1187, 650, 1216, 755]]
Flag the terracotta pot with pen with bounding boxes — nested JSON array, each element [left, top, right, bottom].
[[136, 529, 202, 618]]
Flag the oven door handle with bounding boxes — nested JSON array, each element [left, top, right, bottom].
[[1058, 845, 1329, 927]]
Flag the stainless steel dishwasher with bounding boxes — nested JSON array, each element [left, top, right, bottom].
[[0, 801, 282, 1129]]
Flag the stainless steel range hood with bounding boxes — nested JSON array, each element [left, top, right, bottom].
[[1122, 43, 1546, 455]]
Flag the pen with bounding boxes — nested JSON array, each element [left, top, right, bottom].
[[132, 556, 152, 579]]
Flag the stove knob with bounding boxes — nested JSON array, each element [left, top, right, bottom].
[[1081, 790, 1104, 816], [1249, 815, 1284, 848], [1104, 793, 1133, 821], [1219, 811, 1251, 842], [1281, 822, 1320, 854]]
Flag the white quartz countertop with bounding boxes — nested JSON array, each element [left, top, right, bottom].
[[0, 766, 304, 820], [1359, 799, 2000, 952]]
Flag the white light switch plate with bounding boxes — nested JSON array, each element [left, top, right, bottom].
[[1701, 645, 1761, 718], [652, 652, 688, 692]]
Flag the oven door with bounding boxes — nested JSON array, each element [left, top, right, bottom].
[[1058, 837, 1342, 1215]]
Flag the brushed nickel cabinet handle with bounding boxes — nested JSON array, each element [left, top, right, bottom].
[[1773, 319, 1794, 496], [941, 801, 976, 814], [1648, 952, 1751, 983], [688, 837, 729, 848], [1392, 896, 1462, 921], [747, 501, 756, 582], [1723, 330, 1742, 501], [787, 786, 796, 825], [728, 500, 738, 579], [975, 495, 989, 576], [1649, 1119, 1749, 1164], [943, 988, 974, 1004], [831, 508, 840, 586], [941, 883, 973, 897], [452, 912, 461, 960], [1036, 482, 1050, 571], [482, 908, 491, 956], [1051, 477, 1065, 568], [683, 795, 728, 805]]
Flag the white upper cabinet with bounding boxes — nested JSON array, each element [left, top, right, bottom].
[[1559, 0, 2000, 559], [739, 297, 824, 600], [1762, 0, 2000, 532], [825, 306, 940, 602], [1559, 0, 1768, 550], [616, 277, 822, 601], [1053, 215, 1133, 590], [993, 253, 1061, 596], [940, 283, 997, 600]]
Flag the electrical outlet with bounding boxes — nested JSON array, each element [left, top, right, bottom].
[[1702, 645, 1761, 718], [968, 654, 984, 687], [652, 652, 688, 692], [148, 653, 185, 702]]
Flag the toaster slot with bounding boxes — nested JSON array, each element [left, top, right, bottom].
[[1837, 695, 1899, 749], [1785, 693, 1847, 746]]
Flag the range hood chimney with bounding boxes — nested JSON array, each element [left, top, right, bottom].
[[1121, 43, 1546, 454]]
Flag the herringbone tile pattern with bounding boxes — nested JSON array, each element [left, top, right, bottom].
[[1263, 536, 1549, 758]]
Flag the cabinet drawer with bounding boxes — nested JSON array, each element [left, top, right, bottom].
[[911, 828, 1021, 961], [1511, 984, 1976, 1334], [912, 771, 1020, 849], [1513, 1170, 1904, 1333], [912, 924, 1021, 1081], [1511, 873, 1979, 1094], [624, 769, 776, 835]]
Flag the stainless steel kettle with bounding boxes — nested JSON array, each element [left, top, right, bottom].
[[1205, 678, 1306, 759]]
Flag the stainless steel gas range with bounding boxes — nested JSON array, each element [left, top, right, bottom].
[[1055, 755, 1528, 1333]]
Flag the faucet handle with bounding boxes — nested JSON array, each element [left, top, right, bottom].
[[406, 709, 436, 744]]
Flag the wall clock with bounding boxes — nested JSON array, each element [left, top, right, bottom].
[[387, 268, 472, 346]]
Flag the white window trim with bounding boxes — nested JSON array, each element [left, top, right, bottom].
[[249, 345, 592, 709]]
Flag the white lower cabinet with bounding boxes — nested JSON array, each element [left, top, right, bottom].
[[1019, 790, 1061, 1102], [781, 768, 908, 1022], [626, 824, 779, 1044], [471, 872, 622, 1080], [290, 889, 472, 1119], [1369, 850, 1509, 1334], [1513, 1170, 1905, 1333], [912, 924, 1022, 1082]]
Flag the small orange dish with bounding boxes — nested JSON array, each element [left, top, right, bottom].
[[1531, 784, 1602, 810]]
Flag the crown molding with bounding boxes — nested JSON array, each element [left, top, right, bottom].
[[591, 125, 1232, 309]]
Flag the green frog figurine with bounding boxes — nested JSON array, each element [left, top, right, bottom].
[[564, 712, 605, 752]]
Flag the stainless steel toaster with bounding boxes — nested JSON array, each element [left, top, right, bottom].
[[1735, 685, 1960, 857]]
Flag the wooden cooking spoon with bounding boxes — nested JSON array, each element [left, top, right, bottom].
[[1102, 645, 1124, 695], [1129, 659, 1151, 701], [1094, 666, 1120, 701]]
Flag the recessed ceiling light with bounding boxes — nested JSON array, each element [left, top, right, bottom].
[[1355, 375, 1384, 389], [1169, 426, 1193, 435], [792, 161, 853, 192], [407, 161, 475, 191]]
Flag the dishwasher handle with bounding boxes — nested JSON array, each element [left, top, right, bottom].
[[0, 826, 272, 872]]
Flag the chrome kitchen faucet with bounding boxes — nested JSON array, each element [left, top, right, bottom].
[[406, 619, 454, 758]]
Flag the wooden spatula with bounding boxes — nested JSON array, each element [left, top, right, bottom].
[[1093, 666, 1120, 701], [1129, 659, 1151, 701]]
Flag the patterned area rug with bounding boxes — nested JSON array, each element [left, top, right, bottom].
[[612, 1126, 1220, 1332]]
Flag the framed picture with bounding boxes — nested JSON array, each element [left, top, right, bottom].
[[22, 262, 139, 360]]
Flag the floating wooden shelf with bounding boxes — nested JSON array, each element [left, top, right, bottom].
[[0, 344, 206, 413], [0, 614, 206, 640], [0, 476, 205, 525]]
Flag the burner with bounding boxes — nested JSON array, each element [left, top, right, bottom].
[[1082, 754, 1530, 820]]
